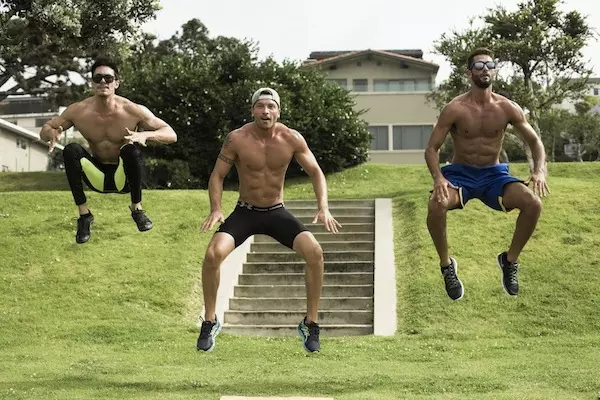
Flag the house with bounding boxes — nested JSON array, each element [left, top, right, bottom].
[[556, 77, 600, 113], [0, 96, 81, 140], [303, 49, 440, 164], [0, 118, 62, 172]]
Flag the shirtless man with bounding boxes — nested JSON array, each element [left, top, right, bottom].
[[39, 57, 177, 244], [196, 87, 341, 353], [425, 48, 549, 301]]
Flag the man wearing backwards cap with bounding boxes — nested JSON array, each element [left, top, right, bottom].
[[196, 87, 341, 353]]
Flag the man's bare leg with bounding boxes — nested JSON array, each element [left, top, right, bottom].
[[293, 231, 324, 352], [427, 189, 463, 300], [196, 232, 235, 352]]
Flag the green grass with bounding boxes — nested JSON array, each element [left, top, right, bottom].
[[1, 163, 599, 400]]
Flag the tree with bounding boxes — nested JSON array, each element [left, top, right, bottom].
[[117, 19, 371, 188], [0, 0, 161, 103], [428, 0, 595, 169], [565, 99, 600, 161]]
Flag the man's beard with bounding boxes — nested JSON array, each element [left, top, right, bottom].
[[473, 76, 492, 89]]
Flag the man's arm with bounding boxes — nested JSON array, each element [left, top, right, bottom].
[[424, 102, 456, 181], [291, 130, 329, 211], [134, 104, 177, 144], [39, 105, 76, 142], [508, 101, 546, 174], [208, 132, 237, 213]]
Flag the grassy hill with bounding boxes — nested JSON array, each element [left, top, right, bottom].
[[1, 162, 599, 400]]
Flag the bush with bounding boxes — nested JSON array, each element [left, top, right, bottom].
[[143, 158, 199, 189]]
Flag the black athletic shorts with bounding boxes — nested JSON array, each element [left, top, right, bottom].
[[216, 200, 309, 249]]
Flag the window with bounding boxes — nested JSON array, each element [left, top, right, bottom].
[[328, 79, 348, 89], [352, 79, 368, 92], [369, 126, 388, 150], [373, 79, 432, 92], [594, 88, 600, 96], [392, 125, 433, 150]]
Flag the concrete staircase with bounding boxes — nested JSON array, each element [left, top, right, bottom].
[[222, 199, 376, 336]]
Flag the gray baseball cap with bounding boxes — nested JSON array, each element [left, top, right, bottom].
[[251, 87, 280, 108]]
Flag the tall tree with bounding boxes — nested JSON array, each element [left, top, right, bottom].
[[0, 0, 160, 103], [428, 0, 595, 169]]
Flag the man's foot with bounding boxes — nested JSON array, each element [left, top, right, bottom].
[[76, 212, 94, 244], [297, 317, 320, 353], [130, 208, 153, 231], [497, 252, 519, 296], [441, 257, 464, 300], [196, 317, 222, 352]]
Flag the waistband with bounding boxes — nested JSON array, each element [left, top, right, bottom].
[[236, 200, 284, 212]]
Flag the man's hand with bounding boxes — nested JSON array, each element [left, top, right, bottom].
[[201, 211, 225, 232], [48, 125, 63, 153], [432, 177, 457, 203], [124, 128, 148, 146], [312, 209, 342, 233], [526, 170, 550, 197]]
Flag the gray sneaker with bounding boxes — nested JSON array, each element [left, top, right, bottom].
[[196, 317, 222, 352], [441, 257, 464, 300]]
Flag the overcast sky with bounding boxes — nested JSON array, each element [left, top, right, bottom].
[[143, 0, 600, 84]]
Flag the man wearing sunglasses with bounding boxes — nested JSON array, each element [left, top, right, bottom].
[[39, 57, 177, 244], [425, 47, 549, 301]]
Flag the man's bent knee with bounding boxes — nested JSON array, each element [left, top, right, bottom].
[[293, 232, 324, 264], [203, 233, 235, 268]]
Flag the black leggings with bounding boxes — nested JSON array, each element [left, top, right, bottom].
[[62, 143, 144, 206]]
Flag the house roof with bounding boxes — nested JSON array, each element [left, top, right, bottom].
[[309, 49, 424, 60], [304, 49, 439, 71], [0, 118, 64, 150]]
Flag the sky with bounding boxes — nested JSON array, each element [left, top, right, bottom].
[[142, 0, 600, 84]]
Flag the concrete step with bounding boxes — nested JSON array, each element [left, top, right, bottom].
[[284, 199, 375, 208], [238, 272, 374, 286], [297, 216, 373, 224], [286, 207, 374, 217], [251, 241, 374, 253], [254, 232, 375, 243], [246, 251, 373, 262], [242, 261, 374, 274], [304, 223, 374, 233], [222, 323, 373, 336], [224, 310, 373, 325], [234, 284, 374, 297], [228, 297, 374, 311]]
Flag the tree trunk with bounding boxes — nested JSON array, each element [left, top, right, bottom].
[[551, 133, 556, 162]]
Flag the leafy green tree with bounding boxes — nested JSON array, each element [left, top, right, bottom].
[[0, 0, 160, 103], [118, 19, 370, 188]]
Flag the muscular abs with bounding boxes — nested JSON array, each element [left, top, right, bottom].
[[72, 102, 140, 163], [451, 100, 511, 167], [233, 134, 294, 207]]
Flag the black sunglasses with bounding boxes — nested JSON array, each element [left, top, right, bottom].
[[470, 61, 497, 71], [92, 74, 116, 84]]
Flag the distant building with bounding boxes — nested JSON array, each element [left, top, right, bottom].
[[303, 49, 439, 164], [0, 117, 63, 172]]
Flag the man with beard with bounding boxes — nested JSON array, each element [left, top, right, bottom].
[[195, 87, 341, 353], [424, 47, 549, 301]]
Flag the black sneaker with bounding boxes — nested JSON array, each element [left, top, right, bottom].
[[497, 252, 519, 296], [441, 257, 464, 300], [76, 212, 94, 244], [131, 209, 153, 232], [196, 317, 221, 352], [297, 317, 320, 353]]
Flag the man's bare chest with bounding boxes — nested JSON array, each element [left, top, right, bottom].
[[74, 112, 139, 141], [238, 143, 293, 171]]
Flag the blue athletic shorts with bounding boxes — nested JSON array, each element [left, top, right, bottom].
[[439, 163, 524, 211]]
